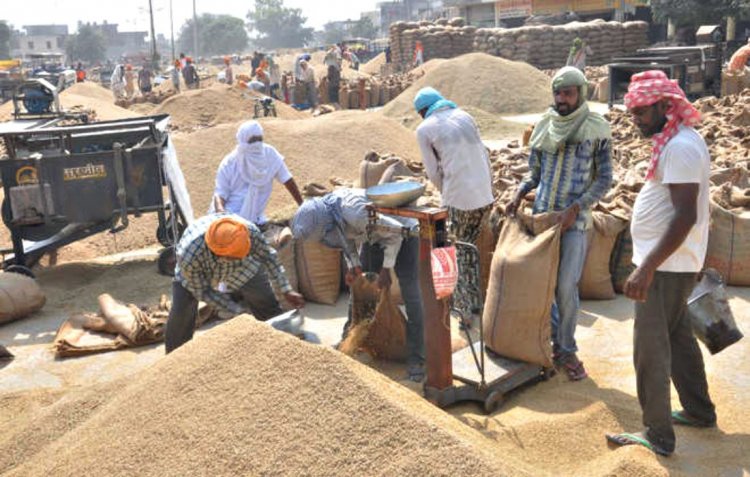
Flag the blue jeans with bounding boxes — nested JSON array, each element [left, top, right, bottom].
[[551, 229, 588, 355], [346, 237, 425, 366]]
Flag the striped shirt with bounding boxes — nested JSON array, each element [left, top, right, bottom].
[[174, 214, 292, 313], [519, 139, 613, 231]]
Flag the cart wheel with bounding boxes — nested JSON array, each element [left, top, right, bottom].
[[484, 391, 504, 414], [156, 211, 186, 247], [5, 264, 34, 279], [157, 246, 176, 277]]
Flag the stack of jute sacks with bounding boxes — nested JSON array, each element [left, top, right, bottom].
[[472, 19, 649, 70], [389, 17, 475, 67], [325, 70, 422, 109]]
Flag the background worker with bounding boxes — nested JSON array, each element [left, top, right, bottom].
[[171, 59, 181, 92], [224, 56, 234, 85], [324, 44, 342, 104], [566, 37, 593, 71], [124, 64, 136, 99], [414, 87, 493, 325], [182, 58, 200, 89], [165, 214, 304, 353], [110, 63, 126, 101], [291, 188, 425, 382], [138, 63, 153, 95], [606, 70, 716, 457], [298, 59, 317, 109], [507, 67, 612, 381], [212, 120, 303, 229]]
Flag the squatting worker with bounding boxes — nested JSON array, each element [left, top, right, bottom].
[[414, 87, 493, 324], [212, 121, 303, 229], [606, 70, 715, 457], [165, 214, 304, 353], [506, 67, 612, 381], [291, 188, 425, 382]]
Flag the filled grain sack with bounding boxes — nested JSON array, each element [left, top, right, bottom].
[[579, 211, 628, 300], [357, 152, 403, 188], [610, 227, 635, 294], [0, 272, 46, 325], [704, 201, 750, 286], [296, 240, 342, 305], [482, 218, 560, 367]]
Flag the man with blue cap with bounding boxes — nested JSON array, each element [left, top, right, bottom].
[[414, 87, 494, 325], [506, 67, 612, 381]]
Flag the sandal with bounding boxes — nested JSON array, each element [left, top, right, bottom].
[[555, 353, 588, 381], [606, 432, 672, 457], [672, 410, 716, 428]]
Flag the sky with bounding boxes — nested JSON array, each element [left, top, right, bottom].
[[3, 0, 380, 36]]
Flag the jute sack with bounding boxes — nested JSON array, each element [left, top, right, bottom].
[[365, 288, 408, 361], [477, 211, 500, 301], [579, 211, 628, 300], [610, 227, 635, 294], [296, 240, 342, 305], [0, 272, 46, 325], [357, 152, 403, 188], [482, 219, 560, 367], [704, 201, 750, 286]]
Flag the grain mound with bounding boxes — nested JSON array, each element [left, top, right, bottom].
[[1, 317, 532, 477], [382, 53, 551, 127], [361, 52, 386, 75], [0, 81, 139, 122], [153, 83, 306, 132], [172, 111, 422, 216]]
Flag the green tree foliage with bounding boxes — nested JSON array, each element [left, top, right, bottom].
[[178, 14, 249, 56], [0, 21, 11, 59], [350, 17, 378, 39], [324, 24, 347, 45], [247, 0, 314, 49], [65, 24, 107, 64], [650, 0, 750, 26]]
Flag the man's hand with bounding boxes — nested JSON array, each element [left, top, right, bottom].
[[559, 203, 580, 232], [624, 265, 655, 303], [344, 266, 363, 286], [506, 196, 523, 217], [377, 268, 393, 290], [283, 291, 305, 309]]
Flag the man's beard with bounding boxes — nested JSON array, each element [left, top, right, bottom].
[[554, 102, 576, 116], [638, 114, 668, 137]]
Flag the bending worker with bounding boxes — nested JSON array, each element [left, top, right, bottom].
[[165, 214, 304, 353], [213, 120, 303, 229], [507, 67, 612, 381], [291, 188, 425, 382]]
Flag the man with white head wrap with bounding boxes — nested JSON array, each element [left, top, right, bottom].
[[213, 120, 303, 228], [506, 66, 613, 381]]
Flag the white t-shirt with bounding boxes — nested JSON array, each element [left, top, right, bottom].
[[415, 107, 494, 211], [214, 145, 292, 225], [631, 126, 710, 273]]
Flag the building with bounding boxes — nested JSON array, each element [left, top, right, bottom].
[[377, 0, 448, 33], [361, 10, 383, 37], [87, 22, 148, 60], [12, 25, 69, 63]]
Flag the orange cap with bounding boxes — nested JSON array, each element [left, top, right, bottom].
[[205, 217, 251, 259]]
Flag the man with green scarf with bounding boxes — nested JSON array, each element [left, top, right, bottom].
[[506, 67, 612, 381]]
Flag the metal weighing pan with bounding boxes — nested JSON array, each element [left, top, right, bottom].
[[365, 181, 425, 208]]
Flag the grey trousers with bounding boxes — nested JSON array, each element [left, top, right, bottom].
[[165, 270, 282, 353], [634, 271, 716, 452]]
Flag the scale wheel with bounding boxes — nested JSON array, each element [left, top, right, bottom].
[[484, 390, 504, 414], [5, 264, 35, 279], [542, 367, 556, 381], [157, 246, 176, 277]]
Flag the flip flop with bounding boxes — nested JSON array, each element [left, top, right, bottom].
[[606, 432, 672, 457], [672, 410, 716, 428]]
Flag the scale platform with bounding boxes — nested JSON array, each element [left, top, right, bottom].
[[424, 343, 552, 413]]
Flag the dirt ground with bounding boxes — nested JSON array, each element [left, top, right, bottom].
[[0, 249, 748, 475]]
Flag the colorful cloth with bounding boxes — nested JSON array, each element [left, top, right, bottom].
[[175, 214, 291, 314], [729, 43, 750, 72], [413, 87, 457, 119], [624, 70, 701, 180], [449, 205, 490, 317], [205, 217, 251, 258], [529, 67, 612, 154]]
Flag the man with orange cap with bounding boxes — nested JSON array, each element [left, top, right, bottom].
[[165, 214, 304, 353]]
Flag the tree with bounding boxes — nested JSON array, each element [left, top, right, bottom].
[[650, 0, 750, 26], [66, 24, 107, 64], [351, 17, 378, 40], [323, 24, 347, 45], [177, 14, 248, 57], [246, 0, 314, 49], [0, 21, 10, 59]]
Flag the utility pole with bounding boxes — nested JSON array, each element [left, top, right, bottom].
[[170, 0, 175, 61], [148, 0, 159, 70], [192, 0, 199, 60]]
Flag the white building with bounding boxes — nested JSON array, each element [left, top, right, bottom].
[[12, 25, 69, 63]]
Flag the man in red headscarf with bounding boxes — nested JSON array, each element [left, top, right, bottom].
[[606, 71, 716, 456]]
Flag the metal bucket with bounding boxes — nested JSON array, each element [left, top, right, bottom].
[[687, 269, 744, 355]]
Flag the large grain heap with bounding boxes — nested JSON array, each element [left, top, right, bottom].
[[0, 317, 532, 477], [389, 18, 648, 71]]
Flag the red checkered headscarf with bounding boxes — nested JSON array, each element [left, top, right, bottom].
[[624, 70, 701, 180]]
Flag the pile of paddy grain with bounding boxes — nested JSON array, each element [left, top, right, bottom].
[[381, 53, 551, 128], [0, 317, 531, 477]]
